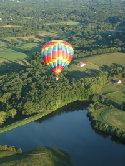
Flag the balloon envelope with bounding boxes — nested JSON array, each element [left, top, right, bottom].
[[41, 40, 74, 75]]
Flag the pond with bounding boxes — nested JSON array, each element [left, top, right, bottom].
[[0, 106, 125, 166]]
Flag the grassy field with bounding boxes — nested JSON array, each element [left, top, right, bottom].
[[100, 109, 125, 130], [0, 25, 22, 28], [102, 84, 125, 105], [83, 52, 125, 66], [0, 42, 40, 62], [92, 107, 125, 131], [0, 151, 16, 158], [0, 146, 74, 166], [0, 41, 6, 48], [45, 21, 79, 26], [37, 30, 58, 37], [0, 48, 27, 61], [20, 42, 38, 50]]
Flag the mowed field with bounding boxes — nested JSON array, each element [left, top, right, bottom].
[[102, 84, 125, 105], [0, 49, 27, 61], [0, 42, 39, 62], [92, 83, 125, 131], [94, 108, 125, 130], [83, 52, 125, 66]]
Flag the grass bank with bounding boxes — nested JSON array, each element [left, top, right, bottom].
[[0, 110, 54, 134]]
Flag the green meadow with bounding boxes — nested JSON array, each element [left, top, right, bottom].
[[0, 42, 39, 62], [83, 52, 125, 66], [91, 107, 125, 131], [0, 49, 27, 62], [102, 84, 125, 105], [45, 21, 79, 26]]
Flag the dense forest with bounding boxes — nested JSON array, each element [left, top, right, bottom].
[[0, 52, 108, 122]]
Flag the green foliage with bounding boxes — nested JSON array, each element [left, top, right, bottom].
[[90, 94, 100, 103], [16, 148, 22, 154], [0, 52, 108, 123], [0, 145, 22, 154], [0, 111, 6, 124], [8, 109, 17, 118]]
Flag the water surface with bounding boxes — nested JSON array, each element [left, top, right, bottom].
[[0, 109, 125, 166]]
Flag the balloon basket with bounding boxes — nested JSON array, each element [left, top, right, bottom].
[[56, 75, 59, 81]]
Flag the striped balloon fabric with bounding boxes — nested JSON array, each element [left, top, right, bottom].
[[41, 40, 74, 76]]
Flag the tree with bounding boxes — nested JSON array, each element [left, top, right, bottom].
[[0, 111, 6, 124], [8, 109, 17, 118], [17, 148, 22, 154]]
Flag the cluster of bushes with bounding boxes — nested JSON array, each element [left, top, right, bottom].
[[0, 109, 17, 124], [0, 145, 22, 154]]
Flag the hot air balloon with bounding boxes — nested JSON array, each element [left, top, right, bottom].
[[41, 40, 74, 80]]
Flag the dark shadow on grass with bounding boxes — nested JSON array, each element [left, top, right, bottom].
[[0, 61, 26, 75], [35, 35, 52, 42], [103, 99, 121, 109], [12, 45, 41, 57], [65, 69, 100, 80], [100, 65, 111, 72], [0, 153, 28, 164], [0, 39, 10, 45]]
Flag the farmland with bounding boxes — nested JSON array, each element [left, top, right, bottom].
[[82, 52, 125, 67]]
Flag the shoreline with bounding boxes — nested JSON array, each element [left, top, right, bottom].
[[0, 100, 88, 134], [0, 101, 125, 144], [87, 107, 125, 143]]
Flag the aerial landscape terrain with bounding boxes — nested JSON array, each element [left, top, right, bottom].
[[0, 0, 125, 165]]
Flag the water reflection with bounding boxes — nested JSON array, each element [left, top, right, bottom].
[[36, 101, 125, 145], [36, 100, 89, 123]]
